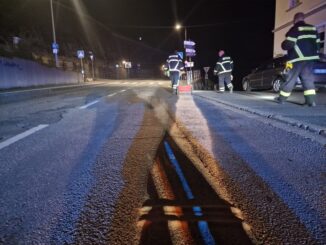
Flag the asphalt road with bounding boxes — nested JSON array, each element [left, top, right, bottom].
[[0, 80, 325, 244]]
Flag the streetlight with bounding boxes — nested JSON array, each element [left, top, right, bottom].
[[175, 23, 187, 40], [50, 0, 59, 68], [89, 51, 95, 81], [175, 23, 192, 83]]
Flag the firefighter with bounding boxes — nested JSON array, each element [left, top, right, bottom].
[[275, 12, 320, 106], [166, 51, 184, 92], [214, 50, 234, 93]]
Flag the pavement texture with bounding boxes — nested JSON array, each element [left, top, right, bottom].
[[0, 81, 325, 244], [167, 91, 326, 244]]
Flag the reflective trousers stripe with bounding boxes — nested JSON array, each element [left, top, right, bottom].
[[280, 90, 291, 97], [304, 89, 316, 96]]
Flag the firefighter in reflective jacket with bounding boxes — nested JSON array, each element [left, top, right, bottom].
[[166, 51, 184, 91], [214, 50, 234, 93], [276, 12, 320, 106]]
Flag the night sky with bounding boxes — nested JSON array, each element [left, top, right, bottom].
[[0, 0, 276, 85]]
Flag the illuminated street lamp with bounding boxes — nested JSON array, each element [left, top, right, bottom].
[[50, 0, 59, 68], [175, 23, 187, 40], [89, 51, 95, 81]]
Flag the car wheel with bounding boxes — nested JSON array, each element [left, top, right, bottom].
[[272, 77, 284, 93], [242, 79, 251, 91]]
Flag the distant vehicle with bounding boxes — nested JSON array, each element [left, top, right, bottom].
[[242, 56, 326, 92]]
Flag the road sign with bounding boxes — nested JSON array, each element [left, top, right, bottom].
[[184, 40, 195, 47], [125, 62, 132, 68], [177, 52, 184, 59], [203, 67, 210, 79], [52, 42, 59, 54], [89, 51, 94, 61], [52, 42, 59, 49], [185, 48, 196, 57], [185, 61, 194, 68], [77, 50, 85, 59]]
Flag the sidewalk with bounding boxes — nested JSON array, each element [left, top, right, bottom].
[[193, 91, 326, 137]]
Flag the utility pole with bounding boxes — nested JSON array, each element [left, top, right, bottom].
[[50, 0, 59, 67]]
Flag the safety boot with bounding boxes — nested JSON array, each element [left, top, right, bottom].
[[274, 96, 286, 104], [304, 95, 316, 107]]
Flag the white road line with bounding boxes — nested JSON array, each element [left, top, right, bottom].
[[79, 100, 99, 109], [120, 89, 126, 92], [107, 92, 117, 97], [0, 124, 49, 150]]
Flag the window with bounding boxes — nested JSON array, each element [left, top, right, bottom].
[[288, 0, 301, 9], [318, 25, 325, 54]]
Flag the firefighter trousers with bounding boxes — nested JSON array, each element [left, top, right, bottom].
[[218, 72, 233, 92], [170, 71, 180, 88], [280, 61, 316, 104]]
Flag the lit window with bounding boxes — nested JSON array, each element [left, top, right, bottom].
[[289, 0, 301, 9]]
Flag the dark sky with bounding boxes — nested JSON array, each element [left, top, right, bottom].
[[0, 0, 276, 83]]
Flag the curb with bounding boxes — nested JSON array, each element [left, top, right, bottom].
[[195, 93, 326, 138]]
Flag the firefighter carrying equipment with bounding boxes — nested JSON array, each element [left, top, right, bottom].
[[214, 55, 234, 75], [281, 21, 320, 64]]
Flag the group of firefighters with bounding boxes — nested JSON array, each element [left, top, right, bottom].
[[165, 12, 320, 107]]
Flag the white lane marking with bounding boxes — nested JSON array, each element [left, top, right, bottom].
[[120, 89, 126, 92], [0, 124, 49, 150], [107, 92, 117, 97], [79, 100, 99, 109]]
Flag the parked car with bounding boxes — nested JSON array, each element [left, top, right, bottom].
[[242, 56, 326, 92]]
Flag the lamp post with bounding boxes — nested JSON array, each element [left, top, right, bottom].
[[50, 0, 59, 67], [89, 51, 95, 81], [175, 23, 192, 83], [175, 23, 187, 40]]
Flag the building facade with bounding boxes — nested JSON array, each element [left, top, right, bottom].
[[273, 0, 326, 57]]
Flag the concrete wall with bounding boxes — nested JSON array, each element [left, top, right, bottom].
[[274, 0, 326, 57], [0, 56, 79, 89]]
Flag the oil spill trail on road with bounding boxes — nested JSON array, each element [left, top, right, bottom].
[[138, 134, 253, 245]]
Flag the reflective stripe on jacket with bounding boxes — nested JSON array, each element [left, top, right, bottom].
[[214, 56, 233, 75], [281, 21, 320, 63], [167, 54, 184, 72]]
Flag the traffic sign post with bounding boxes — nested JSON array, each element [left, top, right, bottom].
[[184, 40, 196, 84], [203, 67, 210, 90], [89, 51, 95, 81], [52, 42, 59, 67], [77, 50, 85, 82]]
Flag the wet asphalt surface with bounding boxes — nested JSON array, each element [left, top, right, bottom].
[[0, 80, 325, 244]]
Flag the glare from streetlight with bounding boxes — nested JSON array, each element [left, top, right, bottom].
[[175, 23, 182, 30]]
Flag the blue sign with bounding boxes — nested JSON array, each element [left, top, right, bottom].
[[52, 42, 59, 49], [52, 42, 59, 54], [184, 40, 196, 46], [77, 50, 85, 59], [177, 52, 184, 59], [185, 48, 196, 57]]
